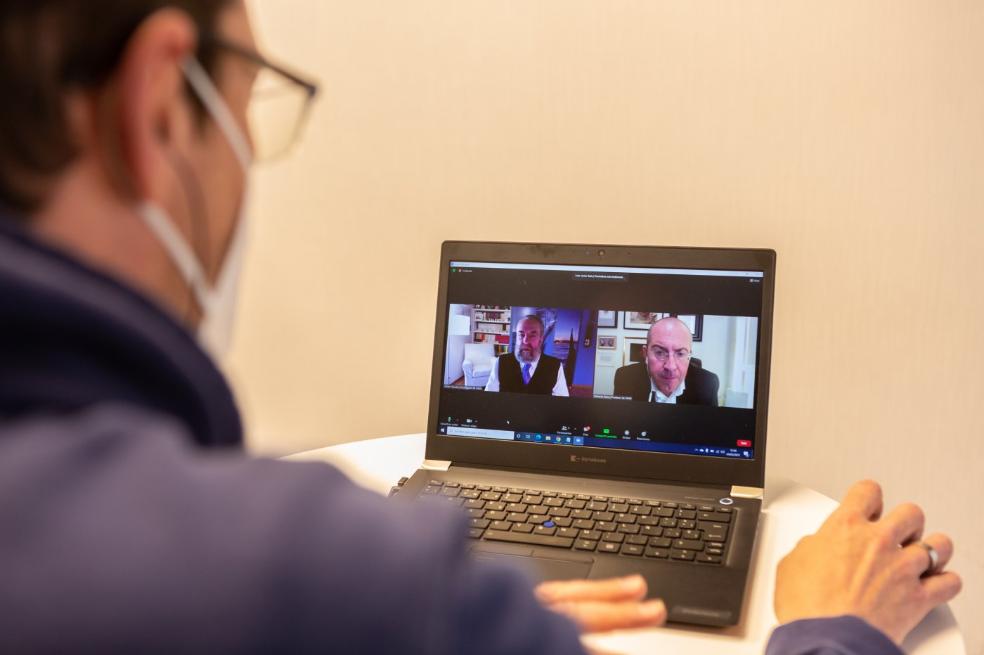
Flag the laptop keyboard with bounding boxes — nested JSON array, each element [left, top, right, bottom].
[[417, 480, 732, 564]]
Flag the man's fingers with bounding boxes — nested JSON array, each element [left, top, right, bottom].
[[899, 533, 954, 577], [536, 575, 647, 604], [553, 599, 667, 633], [921, 571, 962, 606], [837, 480, 883, 521], [881, 502, 925, 546]]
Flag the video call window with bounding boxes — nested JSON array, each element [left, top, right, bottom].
[[444, 305, 758, 409]]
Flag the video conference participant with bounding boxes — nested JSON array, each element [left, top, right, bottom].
[[614, 317, 719, 405], [485, 315, 569, 396]]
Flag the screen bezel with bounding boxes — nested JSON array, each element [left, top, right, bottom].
[[426, 241, 775, 489]]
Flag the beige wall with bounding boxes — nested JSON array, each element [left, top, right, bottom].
[[231, 1, 984, 651]]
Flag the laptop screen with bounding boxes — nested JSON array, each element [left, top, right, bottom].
[[437, 260, 766, 460]]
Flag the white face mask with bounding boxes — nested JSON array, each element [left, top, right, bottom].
[[136, 57, 253, 361]]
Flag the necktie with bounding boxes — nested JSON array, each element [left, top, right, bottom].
[[522, 363, 532, 385]]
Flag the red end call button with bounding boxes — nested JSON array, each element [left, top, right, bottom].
[[737, 440, 752, 448]]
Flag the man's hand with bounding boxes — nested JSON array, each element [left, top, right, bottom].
[[775, 479, 962, 644], [535, 575, 666, 633]]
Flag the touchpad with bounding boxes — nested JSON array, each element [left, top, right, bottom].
[[470, 543, 593, 583]]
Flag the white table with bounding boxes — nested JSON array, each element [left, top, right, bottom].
[[286, 433, 966, 655]]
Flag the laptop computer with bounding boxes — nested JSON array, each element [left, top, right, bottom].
[[401, 241, 776, 627]]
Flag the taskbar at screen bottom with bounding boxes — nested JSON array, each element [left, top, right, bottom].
[[439, 425, 754, 460]]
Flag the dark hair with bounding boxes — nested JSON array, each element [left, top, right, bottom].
[[0, 0, 232, 214]]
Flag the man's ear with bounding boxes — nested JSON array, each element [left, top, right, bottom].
[[113, 8, 198, 203]]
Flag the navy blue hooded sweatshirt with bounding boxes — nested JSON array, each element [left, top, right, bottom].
[[0, 215, 901, 654]]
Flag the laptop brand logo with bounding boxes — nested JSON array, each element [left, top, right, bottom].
[[570, 455, 607, 465]]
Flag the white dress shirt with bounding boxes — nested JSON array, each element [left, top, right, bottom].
[[484, 354, 570, 396], [649, 378, 686, 404]]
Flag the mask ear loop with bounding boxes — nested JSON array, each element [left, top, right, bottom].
[[181, 57, 253, 169], [169, 152, 212, 324]]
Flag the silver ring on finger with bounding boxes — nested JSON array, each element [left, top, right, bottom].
[[917, 541, 940, 576]]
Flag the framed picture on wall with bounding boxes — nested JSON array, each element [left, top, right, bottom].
[[624, 337, 648, 365], [676, 315, 704, 342], [625, 311, 668, 331], [597, 310, 618, 328], [597, 335, 617, 350]]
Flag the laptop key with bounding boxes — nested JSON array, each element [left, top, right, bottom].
[[617, 524, 640, 535], [620, 544, 644, 556], [641, 526, 663, 537], [484, 530, 574, 549], [506, 513, 529, 523], [528, 514, 550, 523], [663, 529, 681, 539], [575, 540, 599, 551], [649, 537, 672, 548], [485, 511, 507, 521], [512, 523, 534, 534], [467, 528, 484, 539], [678, 520, 696, 530], [571, 510, 592, 520], [587, 501, 608, 511], [674, 539, 704, 551], [595, 521, 616, 532], [466, 509, 485, 518], [697, 554, 723, 564], [470, 519, 490, 529], [485, 502, 506, 512], [610, 503, 629, 513], [712, 512, 733, 523], [552, 517, 573, 528], [490, 521, 512, 531], [502, 494, 523, 503], [602, 533, 624, 544], [535, 525, 557, 536], [460, 490, 481, 499], [557, 527, 579, 539], [626, 535, 648, 546], [671, 549, 696, 561], [505, 503, 528, 513], [579, 530, 602, 541], [592, 511, 615, 522], [598, 542, 620, 553], [645, 547, 670, 558]]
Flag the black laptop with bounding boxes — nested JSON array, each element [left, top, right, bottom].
[[401, 241, 776, 627]]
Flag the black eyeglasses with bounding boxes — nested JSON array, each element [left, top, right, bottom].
[[203, 35, 320, 162]]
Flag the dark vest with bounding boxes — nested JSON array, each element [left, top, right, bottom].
[[498, 354, 562, 394]]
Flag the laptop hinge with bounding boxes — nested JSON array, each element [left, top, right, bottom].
[[731, 485, 764, 500], [422, 459, 452, 472]]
